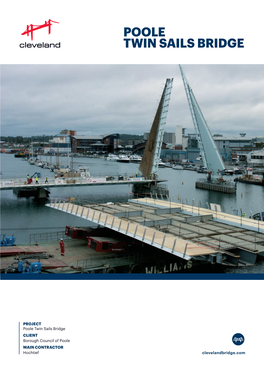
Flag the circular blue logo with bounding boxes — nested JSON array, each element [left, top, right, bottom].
[[232, 333, 245, 346]]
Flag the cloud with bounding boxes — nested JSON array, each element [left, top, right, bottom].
[[1, 64, 264, 138]]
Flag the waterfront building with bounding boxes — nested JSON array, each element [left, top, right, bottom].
[[212, 135, 253, 161], [186, 133, 263, 163], [72, 134, 120, 154], [44, 133, 72, 154], [144, 131, 176, 144], [247, 149, 264, 166], [163, 131, 176, 144], [160, 148, 187, 162], [175, 125, 183, 146], [133, 140, 167, 155]]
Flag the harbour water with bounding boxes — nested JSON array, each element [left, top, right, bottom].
[[1, 154, 264, 273]]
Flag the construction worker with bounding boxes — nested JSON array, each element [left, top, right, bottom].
[[60, 239, 65, 256], [45, 176, 48, 184], [27, 174, 29, 183], [242, 212, 246, 218], [35, 175, 39, 184]]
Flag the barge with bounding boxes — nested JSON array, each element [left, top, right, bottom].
[[234, 168, 264, 186], [0, 230, 210, 274]]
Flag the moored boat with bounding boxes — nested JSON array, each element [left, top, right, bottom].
[[106, 154, 119, 161], [172, 164, 184, 170], [28, 157, 36, 165], [117, 154, 130, 163], [234, 168, 264, 186], [78, 165, 90, 178], [158, 160, 166, 168], [14, 152, 27, 158], [129, 154, 142, 163]]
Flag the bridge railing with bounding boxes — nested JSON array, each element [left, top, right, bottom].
[[29, 230, 70, 244], [0, 175, 148, 188], [0, 177, 56, 187]]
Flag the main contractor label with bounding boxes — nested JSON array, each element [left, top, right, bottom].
[[19, 321, 70, 355]]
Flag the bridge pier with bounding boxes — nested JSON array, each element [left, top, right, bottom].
[[132, 181, 169, 198], [14, 187, 50, 199], [195, 179, 236, 193]]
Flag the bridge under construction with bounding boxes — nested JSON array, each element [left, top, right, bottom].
[[46, 197, 264, 271]]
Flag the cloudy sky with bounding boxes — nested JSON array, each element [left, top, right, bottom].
[[1, 64, 264, 138]]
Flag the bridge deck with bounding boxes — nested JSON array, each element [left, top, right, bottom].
[[46, 198, 264, 263], [0, 177, 152, 191]]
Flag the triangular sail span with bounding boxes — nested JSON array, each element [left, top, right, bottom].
[[179, 65, 225, 177], [139, 78, 173, 179]]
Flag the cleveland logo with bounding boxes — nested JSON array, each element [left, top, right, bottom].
[[21, 19, 59, 41], [20, 19, 60, 49]]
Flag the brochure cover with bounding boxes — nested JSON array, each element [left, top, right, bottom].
[[1, 1, 264, 372]]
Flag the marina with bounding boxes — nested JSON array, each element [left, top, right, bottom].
[[1, 155, 264, 236]]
